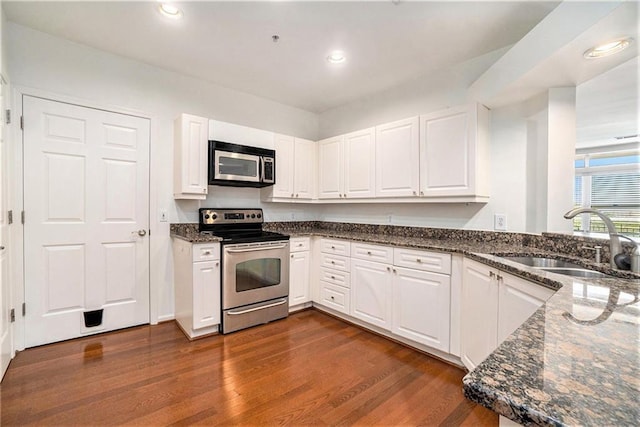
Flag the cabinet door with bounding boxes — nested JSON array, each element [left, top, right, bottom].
[[419, 104, 479, 197], [318, 136, 344, 199], [351, 259, 392, 330], [289, 251, 310, 307], [498, 272, 554, 345], [174, 114, 208, 199], [272, 134, 295, 198], [293, 137, 316, 200], [344, 128, 376, 199], [192, 260, 221, 329], [461, 259, 498, 370], [376, 117, 420, 197], [392, 267, 451, 352]]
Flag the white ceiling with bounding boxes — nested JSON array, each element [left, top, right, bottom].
[[2, 0, 560, 113]]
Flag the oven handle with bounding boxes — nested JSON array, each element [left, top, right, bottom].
[[225, 243, 288, 253], [227, 298, 287, 315]]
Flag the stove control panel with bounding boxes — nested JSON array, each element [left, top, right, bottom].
[[199, 208, 263, 226]]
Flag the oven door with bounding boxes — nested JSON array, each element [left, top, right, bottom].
[[222, 240, 290, 309], [214, 150, 261, 183]]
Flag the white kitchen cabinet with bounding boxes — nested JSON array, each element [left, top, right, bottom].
[[391, 266, 450, 352], [318, 128, 375, 199], [317, 238, 351, 315], [344, 128, 376, 198], [173, 239, 221, 339], [173, 114, 209, 199], [351, 258, 392, 330], [375, 117, 420, 198], [289, 237, 311, 308], [419, 103, 490, 200], [317, 135, 343, 199], [461, 258, 554, 370], [498, 271, 554, 344], [461, 259, 498, 370], [267, 134, 316, 201]]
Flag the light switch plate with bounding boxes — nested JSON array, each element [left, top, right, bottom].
[[159, 208, 168, 222], [494, 214, 507, 231]]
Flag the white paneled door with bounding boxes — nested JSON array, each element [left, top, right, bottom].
[[0, 76, 11, 379], [23, 95, 150, 347]]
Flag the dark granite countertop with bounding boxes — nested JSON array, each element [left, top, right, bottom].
[[170, 221, 640, 425]]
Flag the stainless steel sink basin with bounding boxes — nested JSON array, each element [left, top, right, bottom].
[[502, 256, 583, 269], [500, 256, 614, 279], [539, 268, 610, 278]]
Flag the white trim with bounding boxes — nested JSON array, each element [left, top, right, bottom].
[[11, 85, 158, 350]]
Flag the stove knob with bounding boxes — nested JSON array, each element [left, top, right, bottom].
[[204, 214, 210, 219], [212, 213, 218, 220], [251, 214, 256, 218], [257, 213, 262, 219]]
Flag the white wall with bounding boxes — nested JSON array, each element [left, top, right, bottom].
[[7, 22, 321, 322]]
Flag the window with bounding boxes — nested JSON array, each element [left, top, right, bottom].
[[574, 147, 640, 236]]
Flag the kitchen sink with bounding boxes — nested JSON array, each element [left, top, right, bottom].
[[501, 256, 583, 269], [539, 268, 610, 278], [501, 256, 614, 279]]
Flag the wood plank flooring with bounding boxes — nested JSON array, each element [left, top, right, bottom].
[[0, 310, 497, 426]]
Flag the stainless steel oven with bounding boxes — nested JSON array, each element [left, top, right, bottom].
[[199, 208, 290, 334]]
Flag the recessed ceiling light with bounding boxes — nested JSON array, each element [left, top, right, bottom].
[[327, 51, 346, 64], [583, 38, 632, 59], [159, 3, 183, 19]]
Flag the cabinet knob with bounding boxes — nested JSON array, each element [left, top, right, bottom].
[[489, 271, 495, 278], [330, 296, 335, 300], [416, 258, 422, 263], [215, 262, 219, 267], [393, 268, 397, 273], [291, 193, 294, 197], [331, 275, 335, 279], [331, 260, 335, 264], [497, 274, 503, 282], [291, 254, 294, 258], [202, 188, 206, 193], [203, 251, 211, 255], [339, 194, 343, 198], [367, 251, 372, 255], [298, 243, 303, 247], [420, 191, 424, 196], [343, 194, 347, 198], [331, 246, 335, 249], [386, 266, 390, 271], [413, 191, 417, 196], [296, 193, 299, 197]]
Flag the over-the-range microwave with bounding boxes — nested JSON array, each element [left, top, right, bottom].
[[208, 140, 275, 188]]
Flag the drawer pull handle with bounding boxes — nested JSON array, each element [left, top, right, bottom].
[[416, 258, 421, 263], [331, 275, 335, 279], [330, 296, 335, 300], [298, 243, 303, 247], [367, 251, 372, 255], [331, 245, 335, 249], [331, 261, 335, 264]]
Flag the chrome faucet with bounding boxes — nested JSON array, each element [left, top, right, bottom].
[[564, 207, 621, 269]]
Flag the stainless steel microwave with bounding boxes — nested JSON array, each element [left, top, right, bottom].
[[208, 141, 275, 188]]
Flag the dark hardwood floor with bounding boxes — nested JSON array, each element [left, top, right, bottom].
[[0, 310, 497, 426]]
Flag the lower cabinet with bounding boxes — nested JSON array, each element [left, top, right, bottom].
[[392, 267, 450, 353], [461, 258, 554, 370], [173, 239, 221, 339], [289, 237, 311, 309], [351, 258, 392, 329]]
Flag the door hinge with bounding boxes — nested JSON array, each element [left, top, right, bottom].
[[8, 210, 12, 225], [5, 109, 10, 125], [10, 308, 15, 323], [20, 115, 24, 130], [21, 211, 25, 224], [22, 302, 26, 317]]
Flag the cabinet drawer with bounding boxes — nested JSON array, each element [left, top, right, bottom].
[[320, 282, 351, 315], [320, 267, 351, 288], [290, 237, 310, 253], [393, 248, 451, 274], [321, 238, 351, 256], [320, 253, 350, 272], [192, 243, 220, 262], [351, 242, 393, 263]]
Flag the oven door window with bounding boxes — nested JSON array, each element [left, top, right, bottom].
[[215, 151, 259, 181], [236, 258, 281, 292]]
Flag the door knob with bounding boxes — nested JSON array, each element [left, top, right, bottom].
[[137, 229, 147, 237]]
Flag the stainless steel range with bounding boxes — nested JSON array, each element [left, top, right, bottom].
[[199, 208, 290, 334]]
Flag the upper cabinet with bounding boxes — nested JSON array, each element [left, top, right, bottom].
[[263, 134, 316, 201], [375, 117, 420, 198], [419, 103, 490, 201], [318, 128, 376, 199], [174, 114, 209, 200]]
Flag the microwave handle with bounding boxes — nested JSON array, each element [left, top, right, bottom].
[[260, 156, 265, 182]]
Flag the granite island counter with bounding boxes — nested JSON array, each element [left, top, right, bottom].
[[170, 221, 640, 426]]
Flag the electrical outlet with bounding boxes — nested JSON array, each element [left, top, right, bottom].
[[159, 209, 168, 222], [494, 214, 507, 231]]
